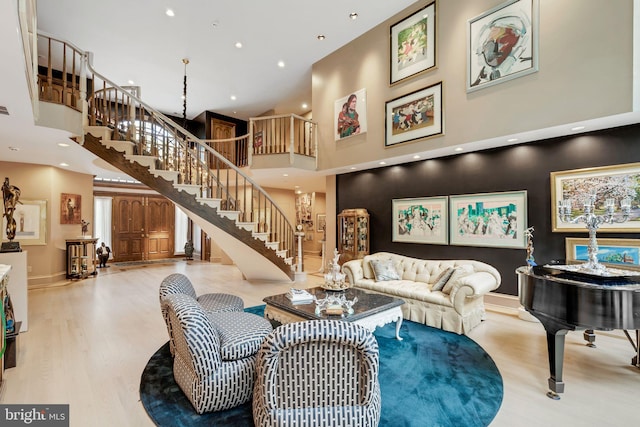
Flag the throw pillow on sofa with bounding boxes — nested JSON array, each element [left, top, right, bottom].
[[431, 267, 455, 292], [442, 265, 474, 294], [370, 259, 401, 281]]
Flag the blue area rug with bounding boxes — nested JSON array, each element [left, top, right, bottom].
[[140, 305, 503, 426]]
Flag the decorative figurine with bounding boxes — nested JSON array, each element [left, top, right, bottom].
[[323, 249, 348, 290], [1, 177, 22, 252], [524, 226, 536, 268], [96, 242, 111, 268], [81, 219, 90, 237], [184, 240, 194, 260]]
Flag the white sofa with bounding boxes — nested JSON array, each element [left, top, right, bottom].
[[341, 252, 501, 334]]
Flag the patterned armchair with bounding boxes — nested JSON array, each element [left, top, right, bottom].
[[159, 273, 244, 356], [162, 293, 273, 414], [253, 320, 381, 427]]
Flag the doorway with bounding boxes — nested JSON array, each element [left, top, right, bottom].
[[112, 195, 175, 261]]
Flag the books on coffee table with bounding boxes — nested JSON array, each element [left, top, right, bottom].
[[286, 288, 314, 304]]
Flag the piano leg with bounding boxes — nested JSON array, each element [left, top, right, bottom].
[[583, 329, 596, 347], [546, 329, 568, 400]]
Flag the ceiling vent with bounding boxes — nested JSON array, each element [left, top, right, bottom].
[[0, 106, 9, 116]]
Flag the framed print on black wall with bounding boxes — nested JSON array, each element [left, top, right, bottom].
[[449, 190, 527, 249], [385, 81, 443, 147], [390, 1, 437, 85], [392, 196, 448, 245], [467, 0, 539, 92]]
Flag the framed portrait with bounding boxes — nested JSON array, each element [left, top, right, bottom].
[[385, 81, 443, 147], [390, 1, 437, 85], [550, 163, 640, 232], [467, 0, 539, 93], [2, 199, 47, 245], [61, 193, 81, 224], [334, 88, 367, 141], [316, 214, 326, 233], [449, 190, 527, 248], [392, 196, 448, 245], [566, 237, 640, 270]]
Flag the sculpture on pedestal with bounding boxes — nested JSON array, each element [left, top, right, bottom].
[[1, 177, 22, 252]]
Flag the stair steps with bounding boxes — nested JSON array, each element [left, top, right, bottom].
[[218, 210, 240, 222], [173, 184, 201, 195], [197, 197, 222, 210], [152, 169, 179, 182], [253, 232, 269, 242], [236, 221, 257, 232], [126, 154, 157, 170]]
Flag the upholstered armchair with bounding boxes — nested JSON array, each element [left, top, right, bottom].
[[253, 319, 381, 427], [159, 273, 244, 356], [161, 293, 272, 414]]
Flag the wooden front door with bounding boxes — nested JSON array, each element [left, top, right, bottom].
[[112, 195, 174, 261], [146, 197, 174, 260]]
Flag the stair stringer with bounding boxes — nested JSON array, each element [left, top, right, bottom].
[[179, 206, 294, 283], [82, 131, 295, 282]]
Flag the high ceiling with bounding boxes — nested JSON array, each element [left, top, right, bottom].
[[0, 0, 417, 192]]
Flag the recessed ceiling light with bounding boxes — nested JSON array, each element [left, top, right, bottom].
[[317, 35, 326, 40], [8, 146, 19, 151], [302, 103, 308, 109], [59, 162, 69, 167], [571, 126, 585, 131], [454, 147, 464, 152], [350, 167, 357, 170], [379, 161, 386, 165], [230, 95, 236, 100], [57, 142, 70, 147], [165, 9, 175, 17], [349, 12, 358, 20], [235, 42, 243, 49], [211, 20, 219, 28], [507, 138, 518, 142], [277, 61, 285, 68], [283, 174, 289, 177], [127, 80, 135, 85], [413, 155, 421, 159]]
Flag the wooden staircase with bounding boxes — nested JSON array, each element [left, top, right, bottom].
[[82, 127, 295, 282]]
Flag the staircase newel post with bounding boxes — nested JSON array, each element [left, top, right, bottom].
[[289, 115, 295, 165], [79, 51, 89, 144]]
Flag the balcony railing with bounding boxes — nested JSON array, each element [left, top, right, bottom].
[[35, 33, 296, 259]]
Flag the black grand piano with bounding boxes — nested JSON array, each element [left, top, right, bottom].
[[518, 264, 640, 399]]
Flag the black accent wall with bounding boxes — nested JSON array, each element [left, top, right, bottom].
[[337, 123, 640, 296]]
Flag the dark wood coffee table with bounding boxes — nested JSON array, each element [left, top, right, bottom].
[[263, 287, 404, 340]]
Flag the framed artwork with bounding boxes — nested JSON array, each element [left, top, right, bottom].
[[392, 196, 448, 245], [334, 88, 367, 141], [61, 193, 81, 224], [550, 162, 640, 232], [385, 81, 443, 147], [566, 237, 640, 270], [1, 199, 47, 245], [316, 214, 326, 232], [449, 190, 527, 248], [467, 0, 539, 93], [390, 1, 437, 85]]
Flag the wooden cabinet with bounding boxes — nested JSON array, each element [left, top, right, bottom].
[[337, 208, 369, 264], [66, 238, 98, 279]]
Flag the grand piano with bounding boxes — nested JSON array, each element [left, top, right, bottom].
[[518, 264, 640, 399]]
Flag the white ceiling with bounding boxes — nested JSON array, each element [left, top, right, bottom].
[[0, 0, 416, 193], [2, 1, 639, 195]]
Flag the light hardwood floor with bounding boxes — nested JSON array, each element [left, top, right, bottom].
[[0, 257, 637, 426]]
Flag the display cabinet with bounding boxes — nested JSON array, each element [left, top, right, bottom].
[[337, 208, 369, 264], [66, 238, 99, 279]]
